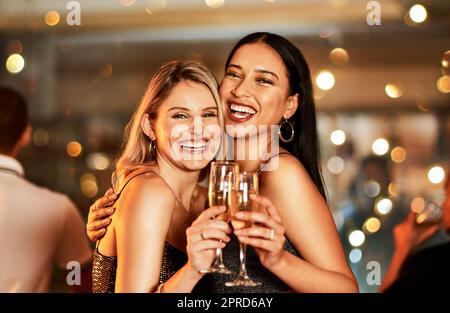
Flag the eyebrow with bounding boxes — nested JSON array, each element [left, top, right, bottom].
[[227, 64, 279, 81], [168, 106, 218, 112]]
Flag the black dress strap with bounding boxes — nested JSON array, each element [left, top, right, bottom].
[[258, 152, 292, 173]]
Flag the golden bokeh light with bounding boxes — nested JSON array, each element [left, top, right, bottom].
[[45, 11, 60, 26], [66, 141, 83, 157], [80, 173, 98, 198], [391, 146, 407, 163], [6, 54, 25, 74], [385, 83, 403, 98], [388, 182, 398, 197], [329, 48, 350, 66], [205, 0, 225, 8], [364, 217, 381, 234], [410, 197, 425, 214], [437, 76, 450, 93]]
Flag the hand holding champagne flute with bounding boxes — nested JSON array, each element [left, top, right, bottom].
[[199, 160, 239, 274]]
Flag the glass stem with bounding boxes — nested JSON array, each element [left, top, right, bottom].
[[238, 242, 249, 278]]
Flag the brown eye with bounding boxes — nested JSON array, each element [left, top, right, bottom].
[[226, 71, 240, 79], [172, 113, 188, 119]]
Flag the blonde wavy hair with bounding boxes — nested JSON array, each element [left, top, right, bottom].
[[113, 60, 225, 185]]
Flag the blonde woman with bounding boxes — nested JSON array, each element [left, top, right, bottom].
[[92, 60, 231, 293]]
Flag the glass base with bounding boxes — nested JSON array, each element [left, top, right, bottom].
[[225, 277, 261, 287], [199, 265, 233, 275]]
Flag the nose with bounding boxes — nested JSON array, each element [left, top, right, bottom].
[[189, 116, 204, 139], [232, 77, 252, 98]]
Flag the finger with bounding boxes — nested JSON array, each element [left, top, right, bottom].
[[188, 220, 232, 236], [88, 207, 115, 223], [249, 194, 282, 223], [88, 228, 106, 242], [236, 236, 279, 253], [87, 218, 111, 232], [190, 229, 231, 243], [234, 226, 280, 240], [190, 240, 226, 253], [191, 206, 227, 225], [93, 193, 117, 211], [234, 211, 283, 234]]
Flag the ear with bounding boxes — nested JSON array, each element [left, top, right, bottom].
[[19, 125, 32, 147], [140, 113, 156, 141], [282, 93, 299, 120]]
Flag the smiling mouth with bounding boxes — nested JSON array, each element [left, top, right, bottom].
[[179, 140, 209, 153], [228, 103, 257, 122]]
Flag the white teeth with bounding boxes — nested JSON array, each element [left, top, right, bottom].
[[180, 141, 206, 150], [230, 104, 256, 115]]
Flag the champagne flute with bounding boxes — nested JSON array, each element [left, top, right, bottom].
[[199, 160, 239, 274], [226, 172, 261, 287]]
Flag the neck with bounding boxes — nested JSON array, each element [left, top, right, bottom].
[[155, 154, 200, 207], [229, 127, 279, 172]]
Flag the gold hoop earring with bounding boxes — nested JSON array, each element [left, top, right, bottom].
[[278, 118, 295, 143]]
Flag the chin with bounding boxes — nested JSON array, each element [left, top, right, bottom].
[[181, 159, 211, 171]]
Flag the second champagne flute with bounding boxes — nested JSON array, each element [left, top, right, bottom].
[[199, 160, 239, 274], [226, 171, 262, 286]]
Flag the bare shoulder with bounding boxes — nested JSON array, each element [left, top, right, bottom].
[[262, 153, 311, 188], [117, 172, 176, 219]]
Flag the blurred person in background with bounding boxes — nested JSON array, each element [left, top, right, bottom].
[[0, 86, 92, 292], [379, 174, 450, 293]]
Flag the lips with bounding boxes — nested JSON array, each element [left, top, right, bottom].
[[178, 140, 208, 153], [227, 101, 257, 123]]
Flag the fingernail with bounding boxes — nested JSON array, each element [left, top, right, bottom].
[[110, 194, 117, 200], [107, 208, 113, 214]]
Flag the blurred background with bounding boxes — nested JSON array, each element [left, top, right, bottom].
[[0, 0, 449, 292]]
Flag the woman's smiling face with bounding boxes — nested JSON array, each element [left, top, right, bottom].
[[219, 43, 296, 133]]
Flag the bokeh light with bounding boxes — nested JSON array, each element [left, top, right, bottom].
[[349, 248, 362, 264], [428, 166, 445, 184], [372, 138, 389, 156], [385, 83, 403, 98], [329, 48, 349, 66], [365, 180, 381, 198], [87, 153, 111, 171], [349, 230, 365, 247], [375, 198, 393, 215], [33, 129, 50, 146], [45, 11, 60, 26], [205, 0, 225, 8], [66, 141, 83, 157], [6, 40, 23, 55], [316, 70, 335, 91], [80, 173, 98, 198], [409, 4, 427, 24], [388, 182, 398, 197], [437, 76, 450, 93], [6, 54, 25, 74], [364, 217, 381, 234], [330, 129, 346, 145], [391, 146, 407, 163], [327, 156, 345, 174], [410, 197, 425, 214]]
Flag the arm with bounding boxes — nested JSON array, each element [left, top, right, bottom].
[[114, 176, 175, 292], [236, 157, 358, 292], [378, 212, 440, 292], [114, 177, 230, 293]]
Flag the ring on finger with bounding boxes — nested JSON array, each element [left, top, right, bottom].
[[269, 228, 275, 240]]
